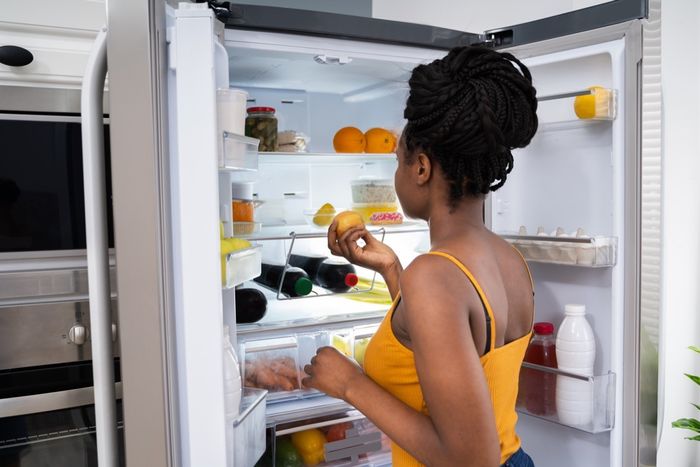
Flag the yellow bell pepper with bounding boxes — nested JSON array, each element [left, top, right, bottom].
[[290, 429, 326, 466]]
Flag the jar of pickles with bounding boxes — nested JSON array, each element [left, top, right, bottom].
[[245, 107, 278, 152]]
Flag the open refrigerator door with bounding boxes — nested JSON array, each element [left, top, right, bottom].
[[490, 23, 642, 467]]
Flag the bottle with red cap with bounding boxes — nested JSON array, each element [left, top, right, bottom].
[[289, 254, 359, 293], [519, 322, 558, 416]]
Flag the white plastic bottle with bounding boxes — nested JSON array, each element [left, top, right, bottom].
[[555, 304, 596, 427], [223, 325, 242, 467]]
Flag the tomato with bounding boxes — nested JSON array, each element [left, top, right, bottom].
[[325, 422, 353, 442]]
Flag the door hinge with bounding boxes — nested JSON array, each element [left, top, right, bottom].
[[475, 30, 514, 48], [476, 33, 497, 48]]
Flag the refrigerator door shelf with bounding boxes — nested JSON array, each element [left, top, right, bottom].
[[233, 387, 267, 467], [222, 244, 262, 289], [517, 362, 616, 434], [502, 235, 618, 268], [221, 131, 259, 171]]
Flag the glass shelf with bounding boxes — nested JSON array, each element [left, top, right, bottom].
[[259, 152, 396, 165], [517, 362, 615, 434], [239, 221, 428, 242], [220, 132, 259, 171], [233, 387, 267, 467], [501, 234, 617, 268]]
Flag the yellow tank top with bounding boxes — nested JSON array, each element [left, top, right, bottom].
[[363, 251, 533, 466]]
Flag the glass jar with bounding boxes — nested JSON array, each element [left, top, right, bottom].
[[245, 107, 278, 152]]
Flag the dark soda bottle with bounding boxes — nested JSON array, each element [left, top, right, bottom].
[[315, 259, 358, 293], [254, 263, 313, 297], [518, 322, 558, 416], [235, 288, 268, 323], [289, 254, 327, 280], [289, 254, 358, 293]]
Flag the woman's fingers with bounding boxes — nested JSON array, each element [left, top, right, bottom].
[[327, 220, 344, 256]]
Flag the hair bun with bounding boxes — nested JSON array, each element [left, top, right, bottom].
[[403, 46, 538, 199]]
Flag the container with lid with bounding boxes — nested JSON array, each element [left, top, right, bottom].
[[519, 322, 558, 416], [350, 177, 397, 204], [351, 202, 400, 224], [245, 107, 278, 152], [217, 88, 248, 135], [232, 181, 255, 223]]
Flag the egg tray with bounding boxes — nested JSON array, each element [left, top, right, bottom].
[[502, 235, 618, 268]]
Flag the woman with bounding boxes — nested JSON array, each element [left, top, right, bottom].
[[302, 46, 539, 467]]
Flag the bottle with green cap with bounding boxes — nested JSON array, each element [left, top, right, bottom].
[[254, 263, 313, 297]]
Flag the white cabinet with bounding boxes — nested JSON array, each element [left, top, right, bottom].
[[0, 0, 105, 88]]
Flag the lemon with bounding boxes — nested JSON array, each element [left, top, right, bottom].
[[312, 203, 336, 227], [354, 338, 370, 366], [220, 237, 252, 256], [574, 86, 606, 119]]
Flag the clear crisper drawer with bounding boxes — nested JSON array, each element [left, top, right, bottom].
[[233, 387, 267, 467], [221, 132, 259, 171], [273, 416, 391, 467], [503, 235, 618, 268], [516, 362, 616, 434], [240, 336, 304, 402], [223, 245, 262, 289]]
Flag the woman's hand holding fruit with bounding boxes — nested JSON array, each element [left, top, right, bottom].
[[328, 211, 402, 298]]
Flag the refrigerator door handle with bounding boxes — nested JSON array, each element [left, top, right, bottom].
[[81, 25, 119, 467]]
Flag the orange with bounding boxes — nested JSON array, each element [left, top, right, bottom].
[[332, 211, 364, 237], [364, 128, 397, 153], [333, 127, 366, 153]]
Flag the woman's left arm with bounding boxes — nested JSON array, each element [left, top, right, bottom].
[[302, 256, 501, 467]]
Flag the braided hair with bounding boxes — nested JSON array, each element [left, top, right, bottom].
[[403, 46, 538, 202]]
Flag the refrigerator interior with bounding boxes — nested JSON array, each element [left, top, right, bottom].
[[215, 24, 628, 467]]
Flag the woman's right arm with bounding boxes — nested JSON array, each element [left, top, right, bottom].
[[327, 224, 403, 299]]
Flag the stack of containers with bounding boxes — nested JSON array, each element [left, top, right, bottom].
[[350, 177, 403, 226]]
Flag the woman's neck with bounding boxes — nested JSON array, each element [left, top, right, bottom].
[[427, 196, 486, 247]]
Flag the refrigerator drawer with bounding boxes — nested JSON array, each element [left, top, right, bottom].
[[264, 414, 391, 467]]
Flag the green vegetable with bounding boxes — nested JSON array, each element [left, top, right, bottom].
[[275, 437, 303, 467]]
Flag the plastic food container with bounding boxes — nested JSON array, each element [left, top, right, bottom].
[[245, 107, 278, 152], [351, 178, 396, 204], [217, 88, 248, 135], [240, 337, 302, 401], [351, 202, 400, 224]]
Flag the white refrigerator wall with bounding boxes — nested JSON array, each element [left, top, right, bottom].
[[657, 0, 700, 465]]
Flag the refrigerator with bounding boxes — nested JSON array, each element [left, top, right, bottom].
[[86, 1, 651, 466]]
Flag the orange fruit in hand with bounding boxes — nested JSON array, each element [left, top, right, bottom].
[[333, 127, 366, 153], [332, 211, 365, 237], [364, 128, 397, 153]]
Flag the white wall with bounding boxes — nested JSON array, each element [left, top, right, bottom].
[[372, 0, 608, 33], [657, 0, 700, 465]]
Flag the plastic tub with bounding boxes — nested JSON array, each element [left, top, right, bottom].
[[351, 202, 401, 224], [240, 336, 302, 402], [351, 178, 396, 204], [217, 88, 248, 135]]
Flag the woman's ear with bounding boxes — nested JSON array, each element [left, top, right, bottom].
[[415, 153, 432, 186]]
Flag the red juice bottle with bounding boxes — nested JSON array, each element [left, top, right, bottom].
[[519, 322, 557, 416]]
